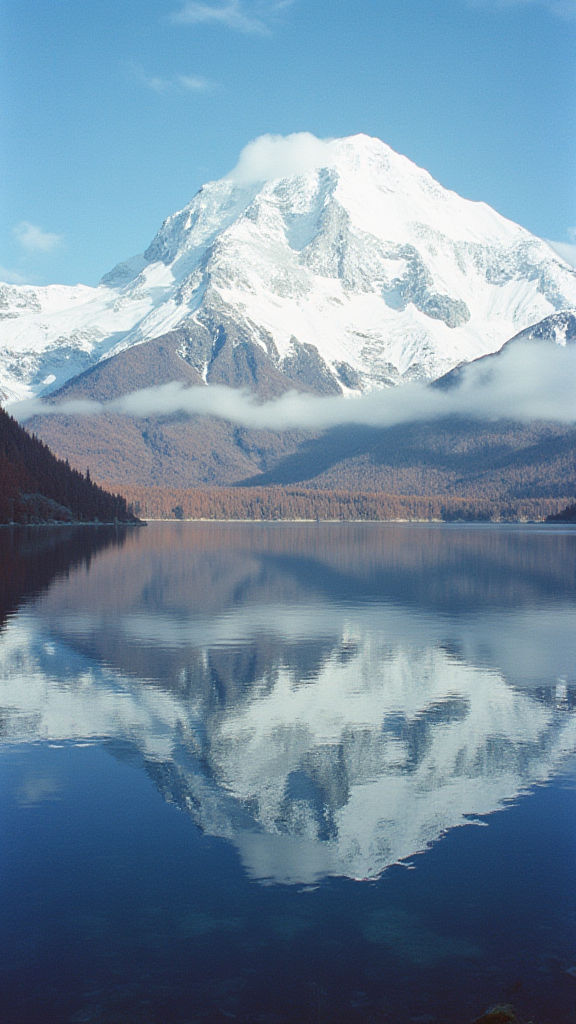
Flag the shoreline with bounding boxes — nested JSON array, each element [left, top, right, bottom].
[[3, 517, 574, 527], [139, 516, 560, 525], [0, 520, 144, 528]]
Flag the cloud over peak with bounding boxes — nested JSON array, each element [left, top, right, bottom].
[[0, 265, 30, 285], [226, 132, 336, 183]]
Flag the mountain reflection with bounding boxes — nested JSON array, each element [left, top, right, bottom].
[[1, 523, 575, 884]]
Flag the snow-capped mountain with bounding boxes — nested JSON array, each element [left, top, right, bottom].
[[2, 133, 576, 403]]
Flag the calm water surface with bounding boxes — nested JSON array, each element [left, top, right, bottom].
[[0, 522, 575, 1024]]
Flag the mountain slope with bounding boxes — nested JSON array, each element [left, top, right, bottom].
[[2, 134, 575, 403], [19, 304, 575, 505], [24, 327, 313, 487], [27, 399, 576, 505]]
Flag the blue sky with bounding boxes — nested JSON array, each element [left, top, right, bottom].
[[1, 0, 575, 286]]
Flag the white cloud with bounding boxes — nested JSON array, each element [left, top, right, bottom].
[[544, 240, 576, 268], [178, 74, 212, 90], [142, 73, 172, 93], [11, 340, 576, 433], [0, 265, 30, 285], [14, 222, 61, 253], [227, 132, 336, 183], [171, 0, 292, 34], [128, 63, 213, 93], [465, 0, 576, 18]]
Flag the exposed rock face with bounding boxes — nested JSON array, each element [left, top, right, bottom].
[[1, 134, 575, 403], [506, 308, 576, 346]]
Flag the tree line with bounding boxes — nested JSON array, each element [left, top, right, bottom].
[[111, 483, 568, 523]]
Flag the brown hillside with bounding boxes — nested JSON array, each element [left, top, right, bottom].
[[52, 332, 205, 400], [28, 329, 314, 487], [26, 325, 576, 506]]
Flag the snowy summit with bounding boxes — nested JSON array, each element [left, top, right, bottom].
[[1, 133, 575, 404]]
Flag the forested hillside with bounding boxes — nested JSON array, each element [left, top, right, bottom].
[[0, 407, 139, 524], [113, 484, 566, 523]]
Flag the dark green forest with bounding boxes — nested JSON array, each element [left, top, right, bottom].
[[0, 407, 139, 524]]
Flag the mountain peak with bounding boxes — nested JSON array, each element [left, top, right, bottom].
[[1, 133, 576, 403]]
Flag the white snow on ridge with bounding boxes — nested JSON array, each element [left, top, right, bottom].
[[1, 133, 575, 403]]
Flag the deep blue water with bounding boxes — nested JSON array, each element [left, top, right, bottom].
[[0, 522, 575, 1024]]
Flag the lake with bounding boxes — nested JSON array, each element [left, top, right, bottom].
[[0, 522, 575, 1024]]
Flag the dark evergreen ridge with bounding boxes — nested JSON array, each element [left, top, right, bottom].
[[546, 502, 576, 523], [0, 407, 140, 524]]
